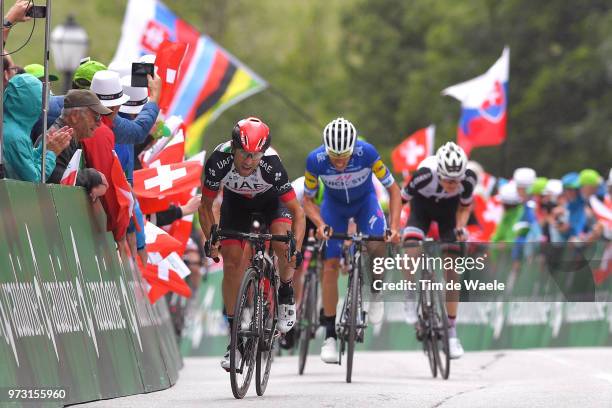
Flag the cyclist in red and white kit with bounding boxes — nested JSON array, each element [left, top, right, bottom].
[[198, 117, 305, 370]]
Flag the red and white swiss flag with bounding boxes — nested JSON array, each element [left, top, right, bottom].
[[133, 161, 202, 198], [590, 196, 612, 226], [60, 149, 82, 186], [155, 40, 188, 112], [142, 221, 192, 303], [468, 194, 503, 241], [391, 125, 435, 174], [143, 129, 185, 169]]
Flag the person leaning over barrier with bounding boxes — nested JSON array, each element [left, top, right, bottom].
[[3, 74, 71, 182], [35, 89, 111, 201]]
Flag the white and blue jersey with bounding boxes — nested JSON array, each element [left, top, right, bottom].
[[304, 140, 395, 258]]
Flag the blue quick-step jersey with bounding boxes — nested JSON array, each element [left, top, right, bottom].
[[304, 140, 395, 204]]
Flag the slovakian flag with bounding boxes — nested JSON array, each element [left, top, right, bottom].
[[442, 47, 509, 156], [112, 0, 267, 157], [60, 149, 82, 186], [155, 40, 188, 112], [391, 125, 435, 174], [133, 161, 202, 199], [143, 221, 192, 302]]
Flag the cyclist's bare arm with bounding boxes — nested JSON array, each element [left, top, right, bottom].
[[199, 194, 217, 240], [285, 197, 306, 249], [303, 194, 330, 239], [386, 182, 402, 243], [455, 203, 472, 232]]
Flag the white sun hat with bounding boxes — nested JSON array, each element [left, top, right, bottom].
[[90, 70, 130, 107], [119, 75, 149, 114]]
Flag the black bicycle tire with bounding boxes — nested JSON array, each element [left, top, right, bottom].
[[256, 276, 277, 395], [298, 273, 314, 375], [432, 282, 451, 379], [346, 262, 360, 383], [230, 268, 259, 399]]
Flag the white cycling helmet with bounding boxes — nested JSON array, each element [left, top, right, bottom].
[[436, 142, 467, 178], [323, 117, 357, 156]]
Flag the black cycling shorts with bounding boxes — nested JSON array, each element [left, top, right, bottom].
[[404, 194, 459, 242], [220, 190, 292, 241]]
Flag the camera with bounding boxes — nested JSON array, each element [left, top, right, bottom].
[[25, 5, 46, 18]]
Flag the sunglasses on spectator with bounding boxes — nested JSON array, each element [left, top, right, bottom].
[[235, 149, 264, 161], [183, 259, 201, 267]]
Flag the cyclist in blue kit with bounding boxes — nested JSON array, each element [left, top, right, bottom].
[[302, 117, 402, 363]]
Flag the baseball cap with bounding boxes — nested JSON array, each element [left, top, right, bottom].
[[561, 172, 580, 189], [529, 177, 548, 195], [23, 63, 59, 81], [578, 169, 601, 187], [64, 89, 113, 115], [72, 60, 107, 89]]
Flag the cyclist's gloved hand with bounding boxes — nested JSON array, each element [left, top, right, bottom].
[[316, 224, 332, 240], [385, 228, 401, 244], [293, 250, 303, 268], [454, 227, 468, 242]]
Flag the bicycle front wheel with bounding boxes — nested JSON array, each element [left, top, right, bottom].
[[298, 273, 315, 375], [432, 282, 450, 379], [346, 264, 360, 383], [230, 267, 260, 399]]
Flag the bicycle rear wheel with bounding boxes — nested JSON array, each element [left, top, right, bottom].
[[419, 288, 437, 378], [230, 268, 260, 399], [298, 272, 316, 375], [346, 264, 360, 383], [256, 275, 277, 396]]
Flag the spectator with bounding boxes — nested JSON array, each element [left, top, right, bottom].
[[562, 172, 586, 240], [578, 169, 604, 242], [31, 59, 161, 149], [36, 89, 110, 199], [492, 182, 524, 242], [30, 59, 108, 143], [3, 74, 70, 182], [3, 55, 19, 86], [23, 63, 59, 83]]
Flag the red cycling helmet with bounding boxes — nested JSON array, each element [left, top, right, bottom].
[[231, 117, 271, 153]]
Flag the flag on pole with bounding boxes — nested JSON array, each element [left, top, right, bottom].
[[60, 149, 82, 186], [442, 47, 509, 156], [112, 0, 267, 156], [391, 125, 435, 174]]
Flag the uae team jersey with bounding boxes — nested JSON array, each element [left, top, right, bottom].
[[304, 140, 394, 205], [201, 141, 296, 203]]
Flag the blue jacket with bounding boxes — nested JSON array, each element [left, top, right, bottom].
[[3, 74, 56, 182], [31, 95, 159, 146]]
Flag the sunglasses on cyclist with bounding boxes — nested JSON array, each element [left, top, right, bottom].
[[439, 176, 461, 184], [327, 151, 352, 160], [235, 149, 264, 161]]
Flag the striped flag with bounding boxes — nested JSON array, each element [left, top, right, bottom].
[[112, 0, 267, 157]]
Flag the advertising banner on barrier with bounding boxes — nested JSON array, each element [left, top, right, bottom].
[[0, 180, 183, 406]]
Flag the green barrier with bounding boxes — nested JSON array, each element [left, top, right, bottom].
[[0, 180, 182, 407], [181, 240, 612, 356]]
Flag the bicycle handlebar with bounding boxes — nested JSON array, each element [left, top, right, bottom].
[[329, 233, 387, 242]]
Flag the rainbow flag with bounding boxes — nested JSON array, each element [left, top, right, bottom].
[[112, 0, 267, 156]]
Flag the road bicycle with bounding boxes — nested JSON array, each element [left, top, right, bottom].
[[208, 224, 296, 398]]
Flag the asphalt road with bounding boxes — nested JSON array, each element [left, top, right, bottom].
[[76, 348, 612, 408]]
